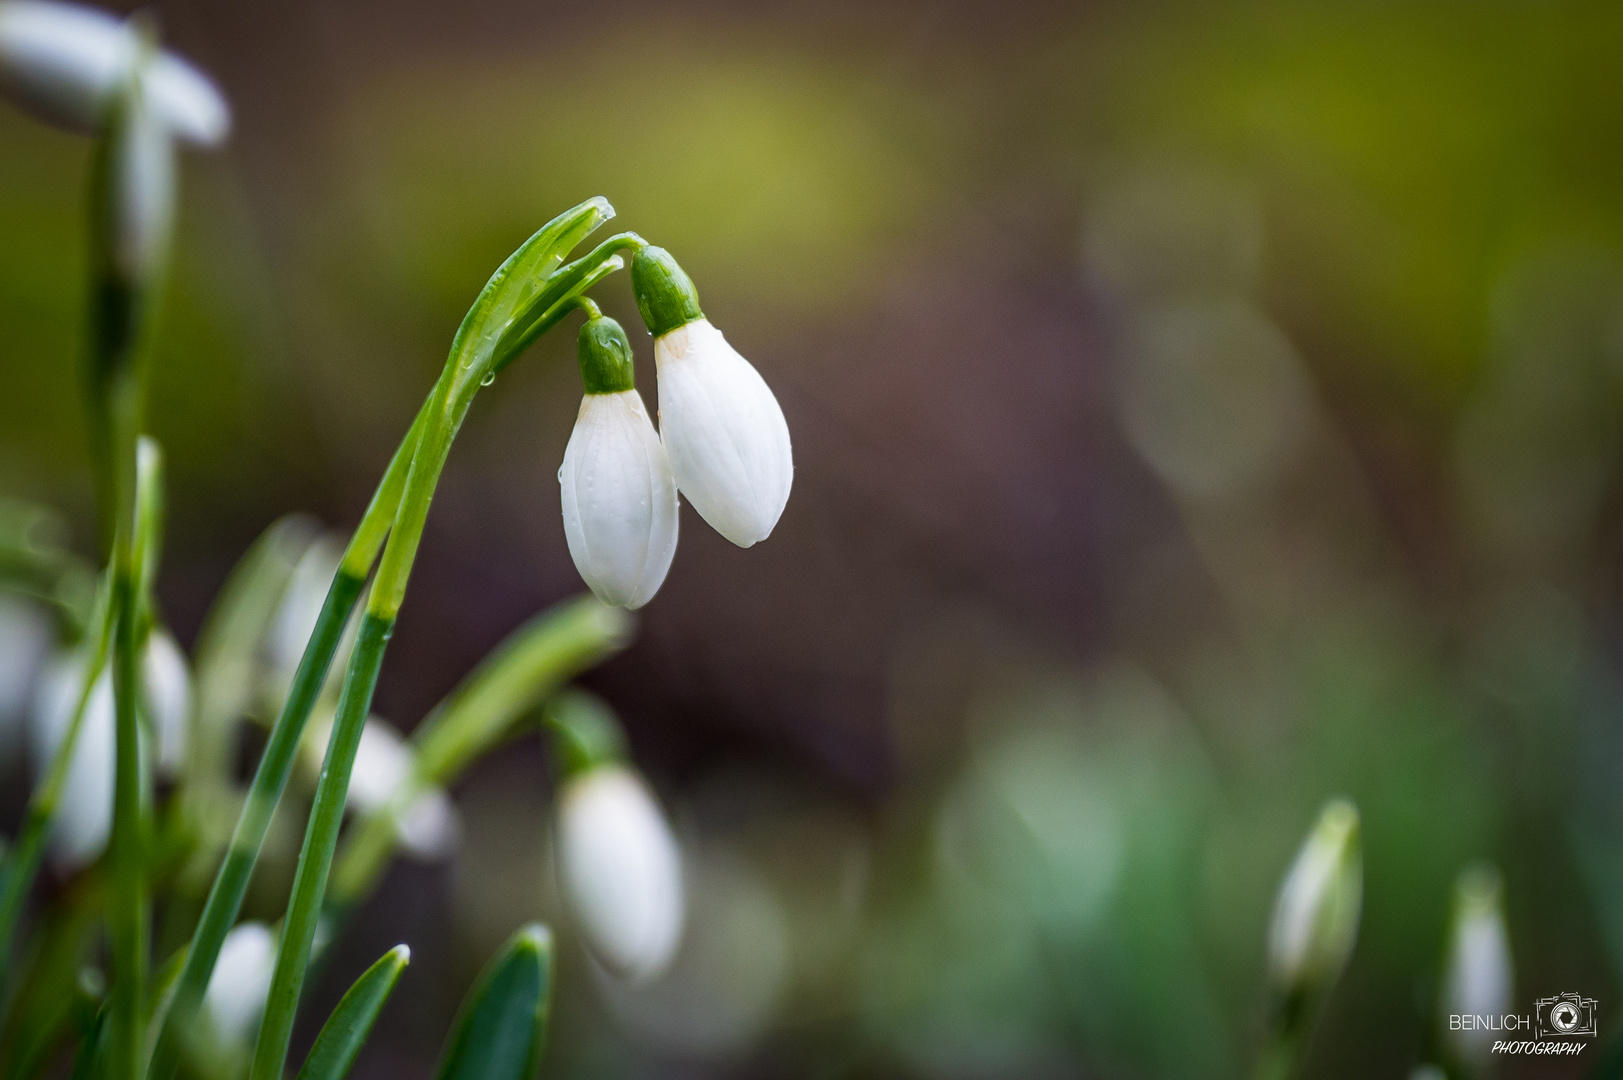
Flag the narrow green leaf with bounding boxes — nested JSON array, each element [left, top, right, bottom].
[[294, 944, 410, 1080], [68, 1003, 109, 1080], [435, 925, 553, 1080]]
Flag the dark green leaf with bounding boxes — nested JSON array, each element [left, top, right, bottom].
[[434, 925, 553, 1080], [294, 944, 410, 1080]]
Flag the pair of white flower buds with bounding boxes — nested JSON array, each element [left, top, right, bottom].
[[559, 249, 793, 609]]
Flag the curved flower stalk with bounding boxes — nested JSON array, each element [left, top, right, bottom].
[[559, 306, 679, 609], [1257, 798, 1362, 1080], [549, 691, 684, 983], [0, 0, 228, 143], [632, 247, 793, 547], [1440, 865, 1513, 1074]]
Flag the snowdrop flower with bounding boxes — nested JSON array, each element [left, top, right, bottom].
[[304, 713, 459, 860], [1267, 798, 1361, 1001], [632, 246, 792, 548], [0, 594, 51, 769], [31, 630, 192, 870], [558, 312, 679, 609], [29, 649, 114, 873], [1441, 865, 1513, 1070], [0, 0, 228, 144], [202, 921, 276, 1048], [556, 764, 685, 983], [267, 534, 343, 685], [143, 627, 190, 778]]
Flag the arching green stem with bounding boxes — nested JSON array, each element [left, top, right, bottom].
[[248, 197, 623, 1080]]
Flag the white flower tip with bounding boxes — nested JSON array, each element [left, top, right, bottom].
[[390, 943, 411, 964], [143, 629, 190, 778], [557, 766, 685, 983]]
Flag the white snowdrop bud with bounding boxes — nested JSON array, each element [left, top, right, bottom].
[[0, 0, 228, 144], [0, 594, 51, 769], [396, 786, 459, 860], [556, 764, 684, 984], [29, 650, 115, 873], [1441, 865, 1513, 1070], [559, 314, 679, 610], [633, 247, 792, 548], [142, 628, 190, 778], [202, 921, 276, 1048], [268, 535, 342, 683], [1267, 798, 1362, 1000], [346, 716, 412, 815]]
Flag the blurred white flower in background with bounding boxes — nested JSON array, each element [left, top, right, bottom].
[[267, 534, 343, 692], [301, 713, 459, 861], [29, 630, 191, 871], [1267, 798, 1362, 1000], [556, 764, 684, 983], [143, 627, 191, 778], [202, 920, 276, 1049], [0, 595, 51, 770], [653, 318, 793, 548], [29, 649, 113, 873], [597, 845, 788, 1058], [0, 0, 228, 143], [1441, 865, 1513, 1071]]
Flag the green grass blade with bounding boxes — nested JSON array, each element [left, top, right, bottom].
[[147, 401, 428, 1080], [249, 613, 394, 1080], [434, 925, 553, 1080], [293, 945, 409, 1080]]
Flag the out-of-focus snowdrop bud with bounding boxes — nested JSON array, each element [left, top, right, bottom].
[[550, 691, 683, 983], [324, 714, 458, 860], [202, 921, 276, 1049], [30, 650, 115, 873], [1442, 865, 1513, 1071], [0, 0, 228, 144], [142, 627, 190, 778], [558, 314, 679, 609], [632, 246, 792, 548], [1267, 798, 1362, 1003], [0, 594, 51, 769]]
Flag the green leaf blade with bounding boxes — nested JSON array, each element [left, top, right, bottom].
[[435, 925, 553, 1080], [294, 944, 411, 1080]]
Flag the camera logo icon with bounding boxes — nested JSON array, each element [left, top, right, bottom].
[[1534, 993, 1599, 1040]]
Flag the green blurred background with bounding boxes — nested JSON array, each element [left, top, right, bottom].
[[6, 0, 1623, 1076]]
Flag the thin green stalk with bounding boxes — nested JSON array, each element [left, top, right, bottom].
[[144, 400, 430, 1080], [250, 612, 393, 1080], [249, 196, 621, 1080], [0, 581, 114, 983], [107, 570, 145, 1080], [241, 198, 625, 1080]]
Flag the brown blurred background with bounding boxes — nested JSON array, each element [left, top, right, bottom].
[[8, 0, 1623, 1077]]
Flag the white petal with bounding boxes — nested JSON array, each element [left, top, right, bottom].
[[0, 0, 228, 143], [203, 921, 277, 1048], [30, 650, 115, 873], [556, 766, 684, 983], [654, 320, 792, 547], [142, 629, 190, 778], [347, 716, 412, 815], [397, 787, 459, 860], [0, 0, 125, 130], [559, 390, 679, 610]]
